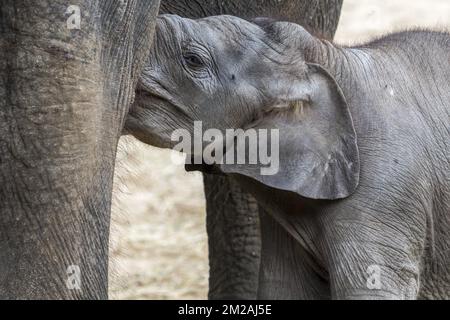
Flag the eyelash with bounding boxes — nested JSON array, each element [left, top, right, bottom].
[[183, 53, 204, 68], [181, 47, 212, 79]]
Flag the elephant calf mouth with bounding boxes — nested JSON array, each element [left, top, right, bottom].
[[134, 87, 168, 109], [133, 82, 193, 122], [129, 88, 171, 121]]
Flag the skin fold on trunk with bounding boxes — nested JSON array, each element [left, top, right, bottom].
[[160, 0, 343, 300], [0, 0, 159, 299]]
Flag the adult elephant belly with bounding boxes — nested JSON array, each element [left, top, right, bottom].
[[161, 0, 343, 39], [159, 0, 343, 300]]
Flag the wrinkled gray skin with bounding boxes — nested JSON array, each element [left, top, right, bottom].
[[160, 0, 342, 39], [158, 0, 343, 299], [127, 15, 450, 299], [0, 0, 160, 299]]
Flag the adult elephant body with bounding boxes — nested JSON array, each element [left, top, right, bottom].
[[158, 0, 343, 299], [0, 0, 160, 299], [161, 0, 343, 38]]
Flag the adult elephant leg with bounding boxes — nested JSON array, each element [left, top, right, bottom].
[[0, 0, 159, 299], [160, 0, 343, 299], [204, 174, 260, 299]]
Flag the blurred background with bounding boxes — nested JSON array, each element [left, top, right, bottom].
[[109, 0, 450, 299]]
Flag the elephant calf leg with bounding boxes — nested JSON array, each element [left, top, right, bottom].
[[257, 210, 329, 299], [322, 218, 423, 300]]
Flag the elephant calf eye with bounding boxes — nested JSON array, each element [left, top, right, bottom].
[[183, 53, 205, 68]]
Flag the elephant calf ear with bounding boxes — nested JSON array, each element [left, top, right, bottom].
[[221, 64, 360, 200]]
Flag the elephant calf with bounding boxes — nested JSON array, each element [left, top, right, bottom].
[[126, 15, 450, 299]]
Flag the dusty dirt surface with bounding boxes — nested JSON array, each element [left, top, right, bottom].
[[109, 0, 450, 300]]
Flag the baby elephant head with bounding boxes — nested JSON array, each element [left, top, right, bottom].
[[126, 14, 359, 200]]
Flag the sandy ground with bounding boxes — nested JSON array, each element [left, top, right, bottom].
[[109, 0, 450, 300]]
